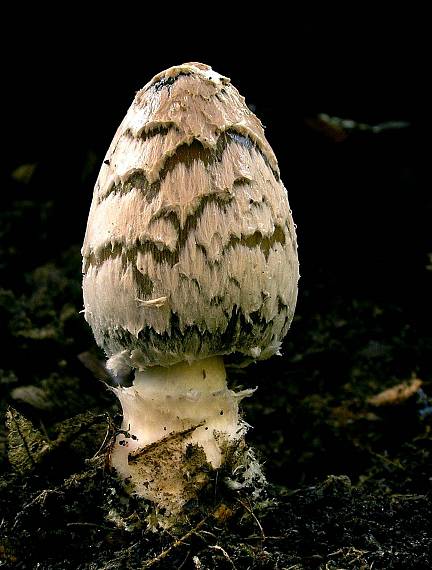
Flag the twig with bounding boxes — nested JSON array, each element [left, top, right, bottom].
[[99, 541, 141, 570], [196, 529, 217, 540], [141, 516, 208, 569], [91, 413, 113, 459], [236, 498, 265, 541], [177, 550, 191, 570], [242, 535, 285, 541], [66, 521, 114, 532], [12, 489, 64, 530], [209, 545, 237, 569], [214, 469, 219, 500]]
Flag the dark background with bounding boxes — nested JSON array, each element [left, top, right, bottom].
[[2, 23, 429, 315]]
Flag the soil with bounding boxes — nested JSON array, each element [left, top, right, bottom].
[[1, 87, 431, 568]]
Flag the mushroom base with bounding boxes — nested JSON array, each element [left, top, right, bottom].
[[110, 357, 257, 515]]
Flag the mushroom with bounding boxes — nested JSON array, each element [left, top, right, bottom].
[[82, 62, 299, 516]]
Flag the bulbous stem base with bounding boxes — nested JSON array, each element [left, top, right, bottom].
[[110, 357, 256, 515]]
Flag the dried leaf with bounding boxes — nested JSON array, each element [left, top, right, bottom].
[[368, 379, 423, 407], [11, 162, 37, 184], [6, 408, 109, 474], [78, 351, 111, 382], [6, 407, 51, 473], [52, 410, 107, 447], [11, 385, 53, 411]]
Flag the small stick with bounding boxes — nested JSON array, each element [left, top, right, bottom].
[[209, 545, 237, 569], [236, 498, 265, 541], [91, 413, 113, 459], [141, 516, 208, 569], [66, 521, 115, 532]]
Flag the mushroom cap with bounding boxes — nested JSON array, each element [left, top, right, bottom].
[[82, 63, 299, 369]]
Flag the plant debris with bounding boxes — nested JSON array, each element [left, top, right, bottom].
[[368, 378, 423, 407]]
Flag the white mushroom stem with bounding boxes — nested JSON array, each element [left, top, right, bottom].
[[110, 356, 255, 507]]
